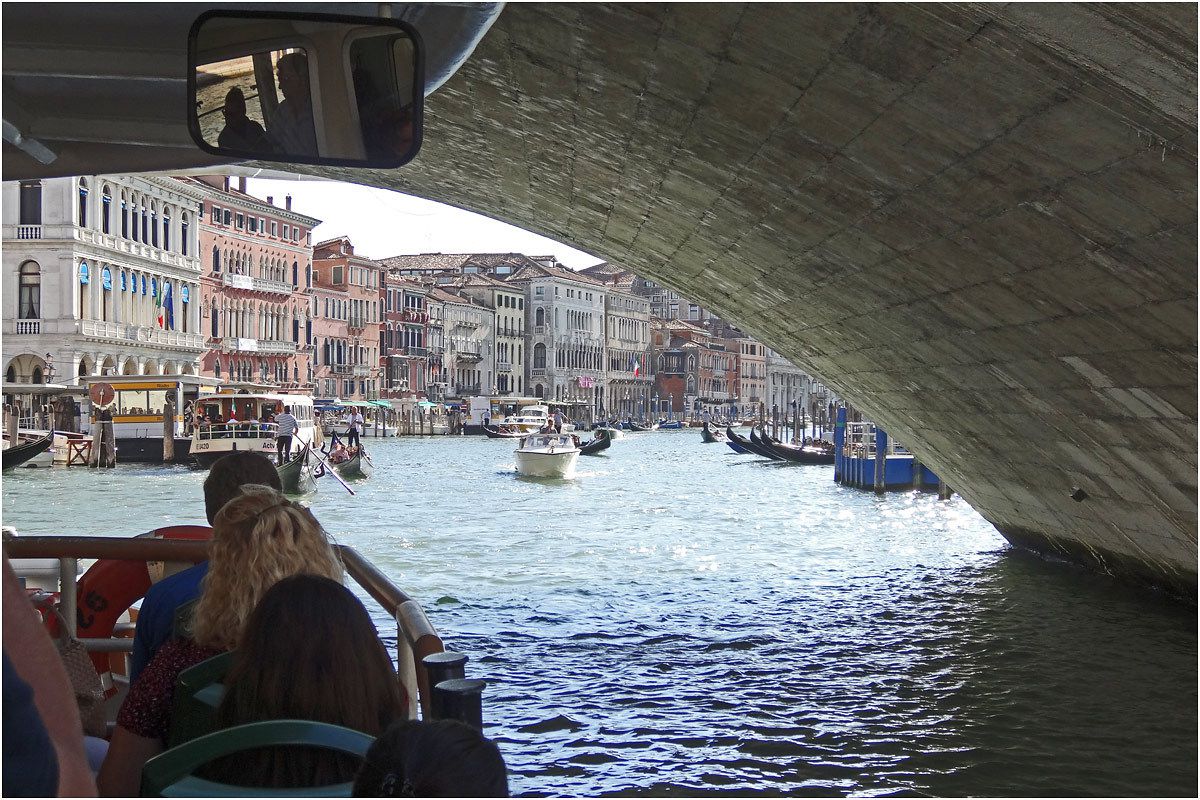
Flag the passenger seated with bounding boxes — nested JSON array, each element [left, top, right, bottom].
[[200, 574, 405, 789], [329, 443, 350, 464], [97, 485, 344, 797], [352, 719, 509, 797], [129, 452, 283, 684]]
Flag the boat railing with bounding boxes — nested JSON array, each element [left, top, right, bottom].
[[3, 536, 444, 720], [194, 422, 279, 441]]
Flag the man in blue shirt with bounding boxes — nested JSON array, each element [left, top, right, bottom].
[[129, 451, 282, 682]]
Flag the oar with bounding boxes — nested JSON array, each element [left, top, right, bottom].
[[310, 447, 356, 496]]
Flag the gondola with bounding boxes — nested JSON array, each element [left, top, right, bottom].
[[726, 426, 779, 459], [578, 428, 611, 456], [482, 425, 526, 439], [1, 431, 54, 470], [629, 422, 654, 432], [277, 442, 317, 495], [700, 422, 726, 444], [332, 447, 373, 480], [752, 427, 836, 465]]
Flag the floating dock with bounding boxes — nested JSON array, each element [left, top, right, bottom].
[[833, 408, 950, 496]]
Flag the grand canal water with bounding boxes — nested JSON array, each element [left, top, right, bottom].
[[3, 431, 1195, 796]]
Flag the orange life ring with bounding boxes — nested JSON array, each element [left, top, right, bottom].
[[58, 525, 213, 675]]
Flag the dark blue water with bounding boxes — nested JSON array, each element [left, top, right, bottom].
[[4, 431, 1195, 796]]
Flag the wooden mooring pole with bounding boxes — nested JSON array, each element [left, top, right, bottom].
[[873, 427, 887, 494], [162, 396, 175, 463]]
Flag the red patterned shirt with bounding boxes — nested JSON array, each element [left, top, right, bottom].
[[115, 638, 223, 741]]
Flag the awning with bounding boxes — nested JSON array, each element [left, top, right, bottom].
[[369, 400, 391, 408], [417, 400, 438, 408]]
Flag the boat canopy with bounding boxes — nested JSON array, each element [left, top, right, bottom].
[[369, 400, 392, 408]]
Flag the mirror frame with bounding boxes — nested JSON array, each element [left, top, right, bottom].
[[186, 9, 425, 169]]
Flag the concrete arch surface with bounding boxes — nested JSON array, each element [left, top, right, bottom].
[[285, 4, 1196, 595]]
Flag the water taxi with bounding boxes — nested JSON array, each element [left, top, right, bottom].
[[515, 433, 581, 479], [316, 399, 398, 438]]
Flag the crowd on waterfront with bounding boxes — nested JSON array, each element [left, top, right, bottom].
[[2, 451, 509, 796]]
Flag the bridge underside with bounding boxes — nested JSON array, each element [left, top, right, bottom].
[[343, 4, 1196, 596], [6, 4, 1194, 595]]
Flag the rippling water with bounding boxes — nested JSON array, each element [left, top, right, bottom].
[[4, 431, 1195, 796]]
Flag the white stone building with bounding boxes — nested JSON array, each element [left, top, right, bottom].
[[508, 259, 606, 419], [430, 287, 495, 401], [2, 175, 205, 384], [453, 274, 525, 397]]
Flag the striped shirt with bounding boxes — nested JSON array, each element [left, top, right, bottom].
[[275, 412, 298, 437]]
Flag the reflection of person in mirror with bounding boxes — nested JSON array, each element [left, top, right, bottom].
[[217, 87, 270, 153], [268, 52, 318, 156]]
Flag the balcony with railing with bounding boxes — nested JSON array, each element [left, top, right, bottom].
[[217, 337, 297, 354], [454, 383, 481, 396], [348, 316, 366, 331], [328, 363, 352, 375], [353, 364, 374, 377], [10, 319, 41, 334], [78, 319, 204, 350], [496, 360, 512, 372], [17, 225, 42, 240], [455, 350, 482, 363], [221, 273, 293, 295]]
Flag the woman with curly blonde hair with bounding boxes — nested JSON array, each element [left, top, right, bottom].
[[98, 485, 343, 797]]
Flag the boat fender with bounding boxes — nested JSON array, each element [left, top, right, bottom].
[[65, 525, 213, 675]]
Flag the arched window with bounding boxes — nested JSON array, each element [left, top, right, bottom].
[[214, 360, 221, 378], [211, 301, 219, 338], [101, 186, 112, 234], [162, 208, 171, 251], [292, 261, 299, 287], [533, 343, 546, 369], [535, 307, 545, 327], [180, 213, 190, 256], [18, 261, 40, 319], [151, 204, 159, 247], [77, 179, 88, 227], [212, 246, 220, 273], [101, 267, 112, 290], [5, 366, 13, 383], [141, 202, 149, 243], [32, 366, 43, 384], [120, 192, 129, 238], [306, 264, 312, 288], [19, 181, 42, 225]]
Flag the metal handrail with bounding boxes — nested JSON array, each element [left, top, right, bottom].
[[194, 423, 278, 441], [3, 536, 443, 719]]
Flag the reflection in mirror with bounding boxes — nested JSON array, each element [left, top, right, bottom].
[[190, 13, 422, 167]]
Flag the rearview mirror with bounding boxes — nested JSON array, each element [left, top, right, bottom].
[[188, 11, 423, 168]]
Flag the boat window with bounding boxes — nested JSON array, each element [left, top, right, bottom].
[[146, 391, 168, 416]]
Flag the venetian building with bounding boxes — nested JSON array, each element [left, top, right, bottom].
[[2, 175, 204, 383], [429, 287, 495, 402], [452, 274, 525, 397], [314, 237, 379, 400], [580, 262, 652, 420], [380, 272, 430, 398], [507, 257, 606, 419], [184, 177, 319, 387]]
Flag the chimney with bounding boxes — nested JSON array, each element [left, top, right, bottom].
[[223, 176, 230, 192], [238, 177, 247, 193], [285, 195, 292, 210], [266, 196, 273, 206]]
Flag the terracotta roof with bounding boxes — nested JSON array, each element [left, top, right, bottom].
[[376, 253, 476, 272], [426, 286, 472, 305], [507, 261, 605, 286]]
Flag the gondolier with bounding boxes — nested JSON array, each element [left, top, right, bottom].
[[273, 405, 298, 465], [346, 408, 364, 448]]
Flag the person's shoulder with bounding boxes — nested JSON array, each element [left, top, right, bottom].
[[144, 562, 207, 606]]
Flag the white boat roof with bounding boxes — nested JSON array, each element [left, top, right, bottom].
[[205, 392, 314, 404]]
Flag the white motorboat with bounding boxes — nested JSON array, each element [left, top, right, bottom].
[[514, 433, 581, 479], [503, 404, 551, 434]]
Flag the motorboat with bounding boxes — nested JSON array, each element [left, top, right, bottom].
[[501, 404, 552, 434], [318, 400, 398, 438], [515, 433, 581, 478]]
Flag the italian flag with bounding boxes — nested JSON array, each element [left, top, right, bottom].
[[155, 283, 164, 328]]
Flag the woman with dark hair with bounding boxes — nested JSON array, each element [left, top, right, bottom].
[[353, 719, 509, 797], [98, 487, 343, 796], [205, 573, 406, 789]]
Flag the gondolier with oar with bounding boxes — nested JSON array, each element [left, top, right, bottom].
[[274, 405, 298, 466]]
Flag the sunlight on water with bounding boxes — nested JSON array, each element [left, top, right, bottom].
[[2, 431, 1195, 796]]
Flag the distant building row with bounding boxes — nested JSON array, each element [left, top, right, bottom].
[[2, 174, 831, 420]]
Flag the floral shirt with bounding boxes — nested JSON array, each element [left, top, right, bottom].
[[115, 637, 222, 742]]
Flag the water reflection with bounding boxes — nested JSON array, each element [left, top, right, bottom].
[[2, 433, 1194, 796]]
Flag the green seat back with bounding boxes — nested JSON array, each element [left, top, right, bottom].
[[168, 651, 235, 748], [141, 720, 375, 798]]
